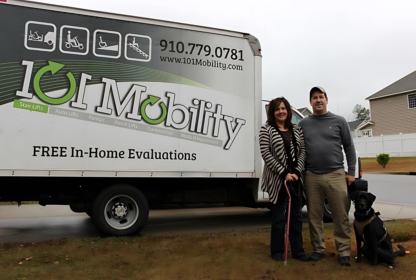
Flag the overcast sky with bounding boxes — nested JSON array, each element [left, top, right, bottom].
[[35, 0, 416, 121]]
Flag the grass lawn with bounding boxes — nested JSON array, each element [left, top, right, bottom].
[[1, 220, 415, 280], [361, 157, 416, 173]]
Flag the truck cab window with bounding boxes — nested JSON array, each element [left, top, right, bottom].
[[291, 111, 303, 124]]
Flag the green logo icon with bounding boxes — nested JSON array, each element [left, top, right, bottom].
[[140, 95, 167, 124], [33, 61, 76, 105]]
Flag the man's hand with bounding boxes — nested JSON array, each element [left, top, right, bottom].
[[346, 175, 355, 186]]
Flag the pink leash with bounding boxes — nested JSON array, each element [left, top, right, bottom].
[[284, 180, 291, 265]]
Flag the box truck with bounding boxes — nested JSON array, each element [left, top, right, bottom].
[[0, 0, 367, 236]]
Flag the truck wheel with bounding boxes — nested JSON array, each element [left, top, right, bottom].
[[91, 184, 149, 236], [323, 197, 351, 223]]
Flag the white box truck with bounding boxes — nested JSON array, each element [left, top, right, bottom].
[[0, 0, 367, 236]]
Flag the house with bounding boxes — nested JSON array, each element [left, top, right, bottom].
[[297, 107, 313, 116], [363, 70, 416, 136], [348, 120, 365, 138]]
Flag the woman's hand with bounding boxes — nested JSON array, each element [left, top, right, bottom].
[[285, 173, 298, 182], [285, 173, 294, 182], [292, 174, 299, 181]]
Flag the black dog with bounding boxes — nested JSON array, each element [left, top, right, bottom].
[[351, 191, 406, 268]]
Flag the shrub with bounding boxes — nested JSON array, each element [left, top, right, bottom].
[[377, 153, 390, 168]]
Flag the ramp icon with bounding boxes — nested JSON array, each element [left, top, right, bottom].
[[98, 36, 119, 51], [93, 29, 121, 59]]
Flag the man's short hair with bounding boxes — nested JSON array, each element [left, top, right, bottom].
[[310, 86, 327, 100]]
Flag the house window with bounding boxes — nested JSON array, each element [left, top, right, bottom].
[[408, 93, 416, 109], [362, 129, 372, 137]]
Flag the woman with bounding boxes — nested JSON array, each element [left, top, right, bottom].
[[259, 97, 308, 262]]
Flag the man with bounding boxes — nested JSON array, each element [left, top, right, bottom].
[[299, 86, 356, 266]]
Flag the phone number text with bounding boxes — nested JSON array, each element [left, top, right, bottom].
[[160, 40, 244, 61]]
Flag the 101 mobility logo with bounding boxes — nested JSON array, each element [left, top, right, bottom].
[[15, 60, 246, 150]]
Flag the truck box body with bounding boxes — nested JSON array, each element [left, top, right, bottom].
[[0, 0, 265, 235], [0, 1, 262, 177]]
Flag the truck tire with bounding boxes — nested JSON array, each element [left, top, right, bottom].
[[323, 197, 351, 222], [91, 184, 149, 236]]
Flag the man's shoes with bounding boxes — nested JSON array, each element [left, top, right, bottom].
[[339, 256, 351, 266], [308, 252, 326, 261], [271, 254, 283, 261], [293, 253, 309, 262]]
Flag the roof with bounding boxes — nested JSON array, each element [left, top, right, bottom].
[[297, 107, 312, 115], [366, 70, 416, 100], [356, 121, 374, 130], [348, 120, 364, 130]]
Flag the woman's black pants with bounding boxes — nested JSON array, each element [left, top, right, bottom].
[[270, 194, 305, 257]]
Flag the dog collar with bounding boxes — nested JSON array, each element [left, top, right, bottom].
[[356, 209, 371, 216], [354, 208, 376, 221]]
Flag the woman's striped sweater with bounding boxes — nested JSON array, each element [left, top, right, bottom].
[[259, 123, 306, 204]]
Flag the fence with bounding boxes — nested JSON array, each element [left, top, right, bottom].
[[353, 133, 416, 158]]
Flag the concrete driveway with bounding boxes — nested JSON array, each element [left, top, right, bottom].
[[1, 174, 416, 243]]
